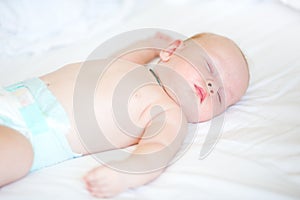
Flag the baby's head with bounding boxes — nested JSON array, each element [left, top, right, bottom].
[[158, 33, 249, 122]]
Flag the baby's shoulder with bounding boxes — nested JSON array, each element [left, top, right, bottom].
[[132, 84, 182, 121]]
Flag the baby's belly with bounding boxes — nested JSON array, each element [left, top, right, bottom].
[[40, 60, 147, 155], [38, 80, 139, 155]]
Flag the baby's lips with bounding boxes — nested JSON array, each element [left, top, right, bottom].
[[194, 84, 207, 103]]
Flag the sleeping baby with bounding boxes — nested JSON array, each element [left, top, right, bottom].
[[0, 32, 249, 198]]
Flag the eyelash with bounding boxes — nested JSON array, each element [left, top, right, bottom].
[[217, 91, 222, 103], [206, 62, 213, 73]]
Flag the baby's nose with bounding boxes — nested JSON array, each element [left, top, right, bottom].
[[206, 80, 219, 96]]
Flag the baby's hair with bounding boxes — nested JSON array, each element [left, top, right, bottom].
[[189, 33, 248, 66], [188, 32, 250, 83]]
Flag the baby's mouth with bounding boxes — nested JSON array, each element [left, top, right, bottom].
[[194, 84, 207, 103]]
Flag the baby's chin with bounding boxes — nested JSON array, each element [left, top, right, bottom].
[[187, 106, 227, 123]]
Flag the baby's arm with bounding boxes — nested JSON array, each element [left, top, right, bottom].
[[109, 32, 173, 65], [83, 106, 187, 198]]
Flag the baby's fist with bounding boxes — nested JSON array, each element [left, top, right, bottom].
[[83, 165, 128, 198]]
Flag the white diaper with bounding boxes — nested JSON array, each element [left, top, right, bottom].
[[0, 78, 80, 171]]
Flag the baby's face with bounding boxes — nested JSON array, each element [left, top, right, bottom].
[[160, 34, 249, 122]]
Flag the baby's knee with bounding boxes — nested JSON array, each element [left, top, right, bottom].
[[0, 125, 33, 186]]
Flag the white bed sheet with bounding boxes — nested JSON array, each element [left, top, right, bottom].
[[1, 0, 300, 199]]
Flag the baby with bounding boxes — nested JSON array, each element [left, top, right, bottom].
[[0, 32, 249, 198]]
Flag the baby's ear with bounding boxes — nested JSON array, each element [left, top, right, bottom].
[[159, 40, 183, 62]]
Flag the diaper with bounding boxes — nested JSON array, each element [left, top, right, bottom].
[[0, 78, 80, 171]]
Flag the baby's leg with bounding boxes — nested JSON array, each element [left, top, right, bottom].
[[0, 125, 33, 186]]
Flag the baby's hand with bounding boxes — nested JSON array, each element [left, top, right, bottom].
[[152, 32, 174, 45], [149, 32, 174, 54], [83, 165, 129, 198]]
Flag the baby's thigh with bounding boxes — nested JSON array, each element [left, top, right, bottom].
[[0, 125, 34, 186]]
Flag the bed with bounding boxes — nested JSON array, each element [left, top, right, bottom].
[[1, 0, 300, 199]]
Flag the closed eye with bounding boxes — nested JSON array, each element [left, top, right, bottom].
[[206, 60, 213, 73], [217, 91, 222, 104]]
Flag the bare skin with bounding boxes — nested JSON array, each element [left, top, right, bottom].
[[0, 126, 33, 186], [0, 33, 249, 198], [40, 58, 187, 197], [40, 59, 184, 155]]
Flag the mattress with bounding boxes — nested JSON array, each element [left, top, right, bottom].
[[0, 0, 300, 199]]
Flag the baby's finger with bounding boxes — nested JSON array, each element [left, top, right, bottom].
[[83, 167, 104, 182], [154, 32, 173, 42]]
